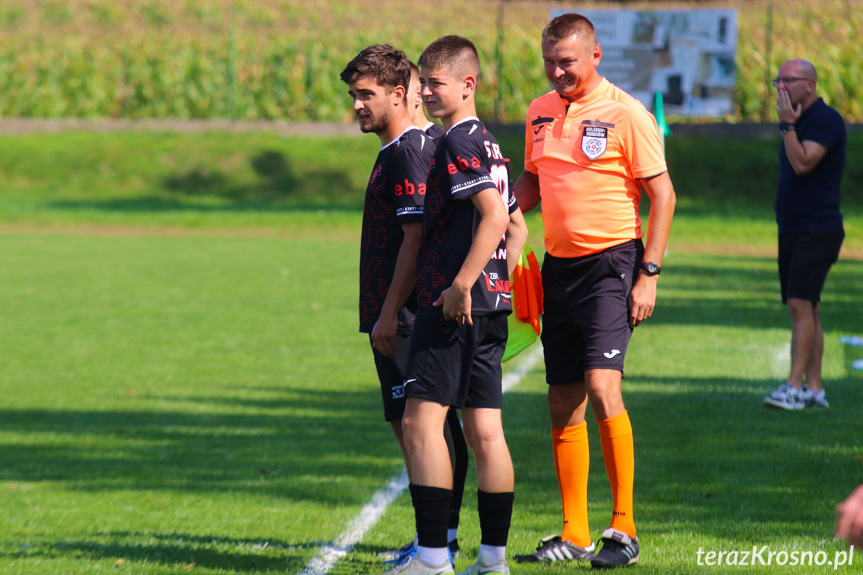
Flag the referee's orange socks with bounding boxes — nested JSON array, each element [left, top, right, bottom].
[[552, 422, 592, 548], [598, 411, 636, 538]]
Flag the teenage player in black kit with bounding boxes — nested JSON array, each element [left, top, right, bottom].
[[403, 57, 470, 562], [339, 44, 466, 566], [392, 36, 528, 575]]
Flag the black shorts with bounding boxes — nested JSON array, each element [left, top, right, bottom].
[[778, 232, 843, 304], [541, 240, 643, 385], [404, 312, 506, 410], [370, 307, 415, 421]]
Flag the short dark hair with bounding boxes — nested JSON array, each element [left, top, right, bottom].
[[419, 35, 481, 81], [340, 44, 411, 91], [543, 13, 597, 47]]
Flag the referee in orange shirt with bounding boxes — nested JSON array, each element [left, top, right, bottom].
[[513, 13, 676, 570]]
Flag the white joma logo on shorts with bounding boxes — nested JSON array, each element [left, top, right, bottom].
[[395, 379, 416, 399], [604, 349, 621, 359]]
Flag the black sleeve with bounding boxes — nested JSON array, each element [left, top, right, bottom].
[[390, 137, 431, 223]]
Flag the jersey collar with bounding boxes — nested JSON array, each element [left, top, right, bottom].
[[558, 77, 609, 109], [445, 116, 480, 135], [381, 126, 421, 151]]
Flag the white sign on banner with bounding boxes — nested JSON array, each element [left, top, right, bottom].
[[551, 9, 737, 117]]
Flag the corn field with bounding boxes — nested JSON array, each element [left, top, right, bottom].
[[1, 0, 861, 123]]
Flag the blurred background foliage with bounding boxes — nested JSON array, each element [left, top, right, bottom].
[[0, 0, 861, 123]]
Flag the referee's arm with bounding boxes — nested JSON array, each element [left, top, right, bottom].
[[513, 171, 541, 213]]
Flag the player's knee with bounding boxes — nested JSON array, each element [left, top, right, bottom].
[[464, 425, 505, 455], [788, 297, 815, 318], [548, 384, 584, 417]]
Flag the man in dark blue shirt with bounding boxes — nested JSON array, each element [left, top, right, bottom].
[[764, 59, 845, 411]]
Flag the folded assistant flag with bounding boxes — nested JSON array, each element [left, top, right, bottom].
[[503, 241, 543, 362]]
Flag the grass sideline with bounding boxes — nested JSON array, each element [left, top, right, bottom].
[[2, 227, 862, 574], [1, 130, 862, 573]]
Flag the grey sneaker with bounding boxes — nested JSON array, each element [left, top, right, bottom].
[[590, 527, 639, 569], [801, 386, 829, 408], [514, 534, 595, 563], [455, 559, 509, 574], [386, 556, 454, 575], [763, 382, 805, 410]]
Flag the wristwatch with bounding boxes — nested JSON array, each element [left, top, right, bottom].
[[641, 261, 661, 276], [779, 121, 796, 135]]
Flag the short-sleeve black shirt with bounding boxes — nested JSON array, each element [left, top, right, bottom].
[[359, 127, 435, 332], [775, 98, 845, 235], [423, 122, 445, 142], [416, 117, 517, 316]]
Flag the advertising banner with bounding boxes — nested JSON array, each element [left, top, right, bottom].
[[552, 9, 737, 116]]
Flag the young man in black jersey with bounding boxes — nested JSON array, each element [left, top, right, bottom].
[[340, 44, 467, 566], [393, 36, 528, 575]]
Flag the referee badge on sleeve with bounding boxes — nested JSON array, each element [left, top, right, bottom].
[[581, 125, 608, 160]]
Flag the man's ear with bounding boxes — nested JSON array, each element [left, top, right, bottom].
[[392, 85, 406, 105]]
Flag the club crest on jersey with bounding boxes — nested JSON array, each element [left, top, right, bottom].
[[370, 164, 383, 183], [581, 126, 607, 160]]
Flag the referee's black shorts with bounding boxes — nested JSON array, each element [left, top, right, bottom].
[[778, 231, 843, 304], [541, 239, 643, 385]]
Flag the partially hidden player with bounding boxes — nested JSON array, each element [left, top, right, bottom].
[[408, 61, 444, 141]]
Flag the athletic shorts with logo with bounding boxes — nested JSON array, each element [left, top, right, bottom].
[[403, 312, 506, 410], [541, 239, 644, 385], [778, 231, 844, 304], [371, 307, 416, 421]]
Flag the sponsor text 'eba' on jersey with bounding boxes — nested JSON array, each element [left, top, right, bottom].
[[359, 127, 436, 333], [416, 117, 518, 316]]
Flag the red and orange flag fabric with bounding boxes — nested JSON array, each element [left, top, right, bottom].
[[503, 241, 543, 362]]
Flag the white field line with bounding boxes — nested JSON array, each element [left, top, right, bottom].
[[298, 344, 544, 575]]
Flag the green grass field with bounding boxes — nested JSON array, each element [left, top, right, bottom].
[[1, 131, 862, 573]]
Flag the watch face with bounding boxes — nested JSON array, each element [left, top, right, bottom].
[[643, 262, 660, 275]]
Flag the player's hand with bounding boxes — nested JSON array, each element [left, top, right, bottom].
[[371, 313, 398, 358], [836, 485, 863, 549], [434, 284, 472, 325], [628, 273, 657, 328]]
